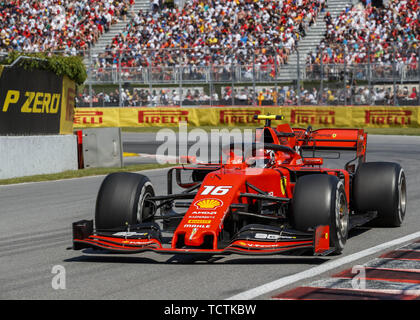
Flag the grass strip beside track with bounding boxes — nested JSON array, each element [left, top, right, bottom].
[[4, 126, 418, 185], [121, 126, 420, 135], [0, 163, 174, 186]]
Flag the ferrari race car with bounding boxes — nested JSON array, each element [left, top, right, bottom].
[[72, 115, 407, 256]]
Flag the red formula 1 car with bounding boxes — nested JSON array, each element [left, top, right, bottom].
[[72, 115, 407, 256]]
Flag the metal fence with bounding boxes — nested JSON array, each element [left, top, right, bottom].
[[87, 63, 420, 84], [80, 44, 420, 107], [78, 63, 420, 107], [1, 45, 419, 107]]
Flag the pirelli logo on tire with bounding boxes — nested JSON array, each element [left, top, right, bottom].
[[0, 67, 75, 135]]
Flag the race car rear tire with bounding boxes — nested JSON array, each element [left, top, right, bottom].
[[95, 172, 156, 230], [353, 162, 406, 227], [292, 174, 349, 254]]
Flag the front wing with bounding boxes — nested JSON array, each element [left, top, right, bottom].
[[72, 221, 331, 256]]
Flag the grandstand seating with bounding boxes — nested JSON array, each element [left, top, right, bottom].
[[0, 0, 133, 54], [306, 0, 419, 67], [1, 0, 417, 107], [94, 0, 325, 69]]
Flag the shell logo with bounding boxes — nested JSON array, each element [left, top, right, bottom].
[[194, 198, 223, 210]]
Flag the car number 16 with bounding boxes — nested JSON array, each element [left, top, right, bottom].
[[201, 185, 232, 195]]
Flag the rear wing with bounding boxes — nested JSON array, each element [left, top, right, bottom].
[[293, 127, 367, 162]]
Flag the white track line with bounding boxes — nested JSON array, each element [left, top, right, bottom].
[[226, 231, 420, 300]]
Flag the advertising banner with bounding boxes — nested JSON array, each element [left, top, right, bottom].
[[60, 75, 76, 134], [73, 108, 120, 127], [0, 67, 75, 135], [73, 106, 420, 129]]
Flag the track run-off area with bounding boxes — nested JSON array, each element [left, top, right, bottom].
[[0, 133, 419, 300]]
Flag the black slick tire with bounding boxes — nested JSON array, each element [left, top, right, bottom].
[[95, 172, 156, 230], [292, 174, 349, 254], [353, 162, 407, 227]]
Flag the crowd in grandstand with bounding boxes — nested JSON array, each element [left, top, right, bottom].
[[76, 83, 419, 107], [0, 0, 133, 54], [306, 0, 419, 71], [93, 0, 325, 69], [0, 0, 418, 108]]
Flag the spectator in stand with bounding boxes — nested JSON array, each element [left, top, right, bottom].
[[409, 87, 418, 100], [76, 82, 420, 108], [0, 0, 133, 54], [93, 0, 324, 70], [307, 1, 419, 69]]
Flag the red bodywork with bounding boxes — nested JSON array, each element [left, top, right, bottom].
[[73, 122, 367, 256]]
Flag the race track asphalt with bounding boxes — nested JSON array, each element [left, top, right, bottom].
[[0, 133, 419, 300]]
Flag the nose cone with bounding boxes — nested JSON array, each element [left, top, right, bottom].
[[174, 227, 215, 248], [183, 217, 214, 246], [173, 171, 246, 249], [186, 227, 200, 244]]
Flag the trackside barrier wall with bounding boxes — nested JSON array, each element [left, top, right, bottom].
[[73, 106, 420, 129], [0, 135, 78, 180], [81, 128, 123, 169]]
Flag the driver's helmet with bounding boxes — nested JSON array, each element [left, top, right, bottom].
[[246, 149, 276, 168], [263, 149, 276, 168]]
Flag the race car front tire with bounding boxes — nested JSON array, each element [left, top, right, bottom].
[[353, 162, 406, 227], [95, 172, 156, 230], [292, 174, 349, 254]]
